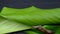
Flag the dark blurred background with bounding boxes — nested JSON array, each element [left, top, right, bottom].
[[2, 0, 60, 9], [0, 6, 3, 11], [0, 0, 3, 12]]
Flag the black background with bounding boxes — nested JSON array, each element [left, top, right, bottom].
[[2, 0, 60, 9]]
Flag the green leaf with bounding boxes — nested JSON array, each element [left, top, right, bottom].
[[0, 16, 31, 34], [43, 25, 58, 30], [43, 25, 60, 34], [26, 31, 39, 34], [54, 27, 60, 34], [1, 6, 60, 34], [25, 29, 44, 34], [1, 7, 60, 26]]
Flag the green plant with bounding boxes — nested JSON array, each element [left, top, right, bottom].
[[0, 6, 60, 34]]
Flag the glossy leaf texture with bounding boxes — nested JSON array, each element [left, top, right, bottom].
[[0, 16, 31, 34], [1, 7, 60, 26], [0, 15, 60, 34]]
